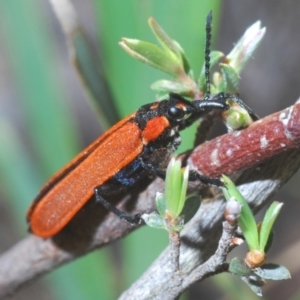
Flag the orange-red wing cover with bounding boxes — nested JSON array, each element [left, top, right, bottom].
[[28, 115, 143, 237]]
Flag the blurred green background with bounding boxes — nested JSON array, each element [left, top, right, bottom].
[[1, 1, 300, 299]]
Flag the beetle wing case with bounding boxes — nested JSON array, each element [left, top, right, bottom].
[[27, 114, 143, 237]]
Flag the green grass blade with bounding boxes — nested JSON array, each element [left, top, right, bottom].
[[51, 0, 120, 127]]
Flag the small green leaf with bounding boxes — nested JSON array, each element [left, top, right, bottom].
[[165, 158, 183, 218], [222, 184, 231, 201], [226, 21, 266, 74], [175, 43, 193, 77], [151, 80, 191, 96], [254, 264, 291, 280], [225, 106, 254, 130], [120, 38, 181, 76], [176, 165, 189, 217], [226, 110, 246, 130], [148, 17, 182, 64], [222, 175, 259, 250], [229, 257, 254, 276], [259, 201, 283, 252], [142, 212, 165, 229], [163, 158, 190, 220], [218, 63, 239, 94], [263, 229, 274, 253], [156, 192, 166, 217]]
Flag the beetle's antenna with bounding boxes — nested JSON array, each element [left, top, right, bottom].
[[204, 11, 212, 100]]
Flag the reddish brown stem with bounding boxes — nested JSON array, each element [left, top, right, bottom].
[[190, 102, 300, 177]]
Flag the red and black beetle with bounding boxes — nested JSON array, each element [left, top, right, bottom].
[[27, 12, 258, 238]]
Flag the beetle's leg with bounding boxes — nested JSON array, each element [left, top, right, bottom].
[[146, 165, 223, 186], [138, 160, 166, 179], [138, 148, 171, 179], [187, 170, 223, 186], [212, 92, 259, 121], [94, 183, 142, 225], [140, 156, 223, 186], [153, 167, 223, 186]]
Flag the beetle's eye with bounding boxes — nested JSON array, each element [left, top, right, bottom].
[[168, 106, 185, 120]]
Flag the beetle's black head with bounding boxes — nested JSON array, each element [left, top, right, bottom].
[[158, 93, 230, 128], [158, 93, 196, 123], [134, 93, 195, 130], [134, 92, 229, 131]]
